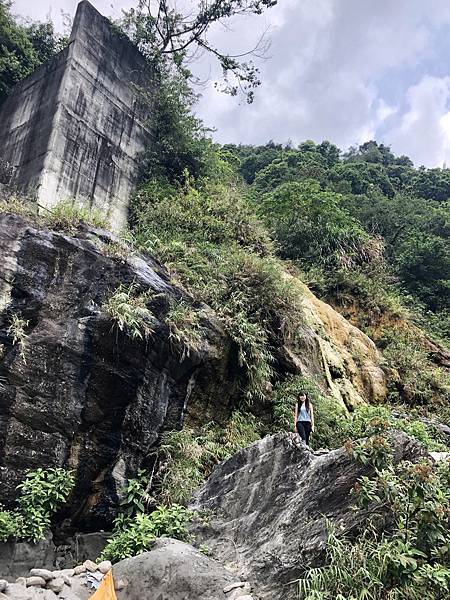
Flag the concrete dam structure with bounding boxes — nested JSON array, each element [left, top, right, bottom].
[[0, 1, 153, 230]]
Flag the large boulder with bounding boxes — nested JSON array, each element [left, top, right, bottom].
[[112, 539, 240, 600], [189, 432, 427, 599]]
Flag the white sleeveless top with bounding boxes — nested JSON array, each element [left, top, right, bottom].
[[298, 402, 311, 422]]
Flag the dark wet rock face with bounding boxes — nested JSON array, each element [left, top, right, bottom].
[[189, 431, 427, 600], [0, 213, 234, 530]]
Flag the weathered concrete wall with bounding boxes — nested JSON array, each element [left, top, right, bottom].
[[0, 48, 69, 195], [0, 1, 153, 230]]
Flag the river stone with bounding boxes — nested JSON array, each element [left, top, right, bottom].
[[97, 560, 112, 574], [26, 576, 46, 587], [190, 431, 429, 600], [73, 565, 86, 575], [47, 578, 65, 593], [0, 581, 6, 593], [60, 569, 75, 578], [29, 569, 53, 581], [83, 560, 98, 572]]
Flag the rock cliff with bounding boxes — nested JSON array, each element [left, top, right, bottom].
[[0, 212, 234, 530], [0, 212, 387, 530]]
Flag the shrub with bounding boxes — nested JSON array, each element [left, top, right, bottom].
[[157, 412, 261, 505], [297, 458, 450, 599], [130, 175, 304, 402], [42, 201, 109, 231], [345, 435, 394, 470], [113, 470, 151, 532], [165, 299, 205, 359], [0, 508, 18, 542], [0, 468, 74, 544], [380, 328, 450, 405], [0, 194, 38, 219], [297, 527, 450, 600], [103, 284, 155, 340], [100, 504, 192, 563], [0, 196, 109, 232], [7, 313, 29, 362]]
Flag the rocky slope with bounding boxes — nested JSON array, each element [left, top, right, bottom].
[[0, 212, 386, 529], [0, 432, 431, 599], [189, 432, 428, 600]]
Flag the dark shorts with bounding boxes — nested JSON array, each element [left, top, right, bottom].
[[296, 420, 312, 445]]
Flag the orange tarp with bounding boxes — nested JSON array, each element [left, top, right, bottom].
[[89, 570, 118, 600]]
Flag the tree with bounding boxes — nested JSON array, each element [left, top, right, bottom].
[[258, 180, 369, 267], [0, 1, 65, 103], [120, 0, 278, 102]]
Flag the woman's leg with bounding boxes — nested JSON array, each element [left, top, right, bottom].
[[296, 421, 306, 442], [304, 421, 312, 445]]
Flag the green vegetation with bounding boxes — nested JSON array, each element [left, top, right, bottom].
[[156, 411, 260, 505], [41, 201, 110, 232], [0, 0, 66, 103], [297, 440, 450, 599], [7, 312, 29, 362], [273, 375, 448, 452], [165, 299, 206, 359], [100, 504, 192, 563], [0, 468, 74, 543], [226, 140, 449, 344], [102, 284, 155, 340], [0, 196, 110, 231], [131, 174, 303, 402], [100, 470, 193, 562]]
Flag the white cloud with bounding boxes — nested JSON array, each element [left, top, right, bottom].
[[390, 75, 450, 167], [195, 0, 450, 164], [10, 0, 450, 165]]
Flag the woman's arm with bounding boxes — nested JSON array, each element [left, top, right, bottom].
[[310, 404, 315, 432], [293, 404, 298, 432]]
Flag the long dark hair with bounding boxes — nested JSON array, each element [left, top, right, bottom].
[[297, 393, 310, 412]]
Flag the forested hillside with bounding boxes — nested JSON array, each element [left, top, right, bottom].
[[0, 1, 449, 599], [225, 140, 449, 337]]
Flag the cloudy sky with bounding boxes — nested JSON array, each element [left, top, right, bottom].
[[11, 0, 450, 166]]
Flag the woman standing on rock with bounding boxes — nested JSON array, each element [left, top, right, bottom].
[[294, 393, 314, 446]]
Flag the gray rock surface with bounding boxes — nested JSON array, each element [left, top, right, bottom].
[[112, 538, 236, 600], [27, 573, 52, 583], [25, 578, 45, 588], [0, 530, 110, 578], [190, 431, 427, 599]]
